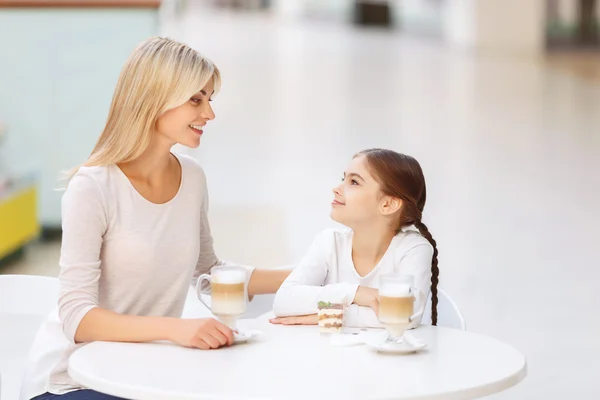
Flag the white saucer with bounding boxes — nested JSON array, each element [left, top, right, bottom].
[[233, 330, 262, 344], [361, 331, 427, 354]]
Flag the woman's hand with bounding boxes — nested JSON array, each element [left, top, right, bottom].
[[353, 286, 379, 314], [269, 314, 318, 325], [170, 318, 234, 350]]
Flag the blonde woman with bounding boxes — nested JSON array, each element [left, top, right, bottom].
[[21, 37, 290, 400]]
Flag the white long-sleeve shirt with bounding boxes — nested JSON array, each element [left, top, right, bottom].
[[20, 153, 254, 400], [273, 228, 433, 329]]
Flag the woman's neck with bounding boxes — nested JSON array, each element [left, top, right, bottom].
[[118, 137, 173, 184]]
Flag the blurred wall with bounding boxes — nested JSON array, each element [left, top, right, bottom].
[[0, 7, 158, 227], [444, 0, 546, 54]]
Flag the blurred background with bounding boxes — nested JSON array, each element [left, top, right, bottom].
[[1, 0, 599, 398]]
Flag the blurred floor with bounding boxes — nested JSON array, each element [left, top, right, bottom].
[[1, 241, 60, 276], [547, 51, 600, 83], [3, 3, 600, 399]]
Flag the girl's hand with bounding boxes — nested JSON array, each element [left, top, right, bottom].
[[269, 314, 318, 325], [353, 286, 379, 314]]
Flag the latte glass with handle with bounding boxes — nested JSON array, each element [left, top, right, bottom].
[[378, 274, 424, 344], [195, 265, 247, 329]]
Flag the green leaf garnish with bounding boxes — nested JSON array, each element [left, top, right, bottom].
[[318, 301, 331, 308]]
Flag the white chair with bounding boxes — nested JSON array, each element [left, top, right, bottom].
[[422, 288, 466, 330], [242, 293, 277, 319], [0, 275, 59, 400]]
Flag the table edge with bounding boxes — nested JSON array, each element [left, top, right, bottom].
[[436, 359, 527, 400], [70, 356, 274, 400], [68, 340, 528, 400]]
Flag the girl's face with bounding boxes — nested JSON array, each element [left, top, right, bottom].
[[155, 79, 216, 148], [331, 155, 402, 229]]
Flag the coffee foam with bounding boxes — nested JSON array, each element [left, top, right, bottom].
[[379, 283, 411, 298], [212, 268, 246, 284]]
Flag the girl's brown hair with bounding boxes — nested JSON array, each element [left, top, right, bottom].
[[356, 148, 439, 325]]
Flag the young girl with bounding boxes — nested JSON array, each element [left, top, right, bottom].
[[22, 37, 289, 400], [270, 149, 439, 329]]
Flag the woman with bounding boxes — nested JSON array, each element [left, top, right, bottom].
[[22, 37, 289, 400], [271, 149, 439, 329]]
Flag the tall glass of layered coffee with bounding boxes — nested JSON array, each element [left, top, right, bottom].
[[378, 274, 415, 343], [196, 265, 247, 329]]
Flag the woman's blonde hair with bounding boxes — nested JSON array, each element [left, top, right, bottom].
[[64, 36, 220, 183]]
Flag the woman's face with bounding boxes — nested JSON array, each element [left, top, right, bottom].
[[155, 79, 216, 148]]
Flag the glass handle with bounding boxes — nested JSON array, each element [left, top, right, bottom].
[[196, 273, 212, 310], [409, 289, 425, 322]]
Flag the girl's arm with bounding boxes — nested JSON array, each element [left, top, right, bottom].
[[273, 231, 359, 317]]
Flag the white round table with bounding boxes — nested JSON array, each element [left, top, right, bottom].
[[68, 317, 526, 400]]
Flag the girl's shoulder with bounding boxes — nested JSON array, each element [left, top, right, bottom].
[[393, 227, 433, 254]]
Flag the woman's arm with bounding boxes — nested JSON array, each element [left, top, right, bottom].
[[272, 231, 360, 317], [76, 309, 233, 349], [58, 172, 108, 343], [247, 269, 292, 295], [60, 173, 232, 349]]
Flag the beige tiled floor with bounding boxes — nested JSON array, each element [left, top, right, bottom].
[[3, 3, 600, 399]]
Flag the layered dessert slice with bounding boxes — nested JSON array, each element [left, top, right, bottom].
[[317, 301, 344, 333]]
